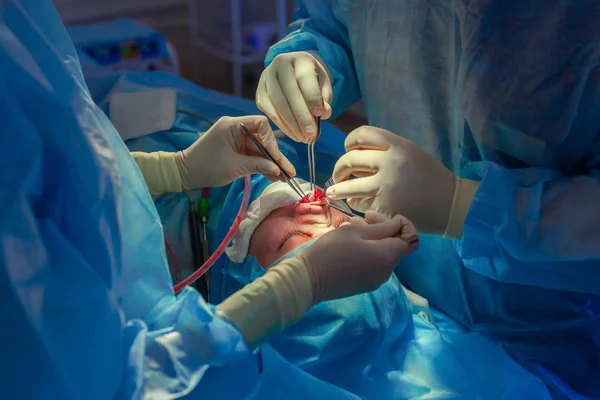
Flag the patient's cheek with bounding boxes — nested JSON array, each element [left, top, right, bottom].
[[248, 217, 286, 268], [280, 235, 312, 254], [248, 224, 268, 258]]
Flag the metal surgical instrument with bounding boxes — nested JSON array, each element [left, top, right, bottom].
[[320, 198, 364, 219], [307, 116, 322, 194], [240, 123, 305, 199], [321, 178, 364, 219]]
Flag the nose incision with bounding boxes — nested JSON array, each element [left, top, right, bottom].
[[300, 188, 327, 203]]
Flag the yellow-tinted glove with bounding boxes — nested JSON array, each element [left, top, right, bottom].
[[256, 51, 332, 143], [326, 126, 480, 239], [133, 116, 296, 195]]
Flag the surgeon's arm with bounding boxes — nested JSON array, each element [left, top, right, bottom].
[[218, 211, 418, 349], [265, 0, 360, 117], [130, 116, 295, 195], [131, 151, 183, 195], [217, 257, 313, 349], [454, 141, 600, 295]]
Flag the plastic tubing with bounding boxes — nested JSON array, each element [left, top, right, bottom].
[[173, 175, 251, 294]]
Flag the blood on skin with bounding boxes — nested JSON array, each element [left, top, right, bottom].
[[300, 188, 327, 203]]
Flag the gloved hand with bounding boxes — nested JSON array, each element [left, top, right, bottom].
[[217, 211, 418, 349], [133, 116, 296, 194], [175, 116, 296, 189], [256, 51, 333, 143], [298, 210, 419, 303], [325, 126, 481, 238]]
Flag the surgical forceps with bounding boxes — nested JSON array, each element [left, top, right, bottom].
[[307, 116, 322, 194], [320, 198, 363, 219], [240, 123, 306, 199], [321, 178, 365, 219]]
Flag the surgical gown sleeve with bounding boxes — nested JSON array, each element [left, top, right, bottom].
[[265, 0, 360, 117], [0, 2, 264, 399], [457, 122, 600, 295]]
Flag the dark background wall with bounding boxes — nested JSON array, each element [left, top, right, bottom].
[[54, 0, 367, 132]]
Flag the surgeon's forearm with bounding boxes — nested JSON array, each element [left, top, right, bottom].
[[217, 257, 313, 349], [131, 151, 183, 195], [264, 3, 361, 117]]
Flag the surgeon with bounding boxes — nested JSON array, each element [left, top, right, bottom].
[[0, 1, 418, 399], [256, 1, 600, 397]]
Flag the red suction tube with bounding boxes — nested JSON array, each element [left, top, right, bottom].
[[173, 175, 251, 294]]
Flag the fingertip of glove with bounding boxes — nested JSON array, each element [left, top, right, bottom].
[[400, 234, 419, 248]]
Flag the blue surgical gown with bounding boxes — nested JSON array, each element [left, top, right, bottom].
[[266, 1, 600, 397], [212, 175, 553, 399], [0, 2, 367, 399]]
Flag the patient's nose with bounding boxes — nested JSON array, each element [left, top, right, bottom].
[[294, 202, 328, 217], [294, 202, 336, 231]]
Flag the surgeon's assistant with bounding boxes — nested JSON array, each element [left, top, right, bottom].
[[256, 1, 600, 396]]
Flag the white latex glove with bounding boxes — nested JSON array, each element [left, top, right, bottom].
[[218, 211, 419, 349], [326, 126, 481, 238], [298, 210, 419, 303], [133, 116, 295, 194], [175, 116, 296, 189], [256, 51, 333, 143]]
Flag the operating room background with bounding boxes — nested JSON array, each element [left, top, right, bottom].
[[53, 0, 368, 133]]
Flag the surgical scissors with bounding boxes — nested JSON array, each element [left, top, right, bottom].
[[307, 117, 322, 194], [240, 123, 306, 199]]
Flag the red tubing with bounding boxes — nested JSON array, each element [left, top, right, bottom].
[[173, 175, 252, 295]]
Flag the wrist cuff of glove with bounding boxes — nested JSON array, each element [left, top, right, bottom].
[[217, 257, 313, 349], [443, 178, 480, 240], [172, 150, 192, 191], [131, 151, 183, 195]]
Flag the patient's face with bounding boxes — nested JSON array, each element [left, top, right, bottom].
[[249, 201, 351, 267]]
